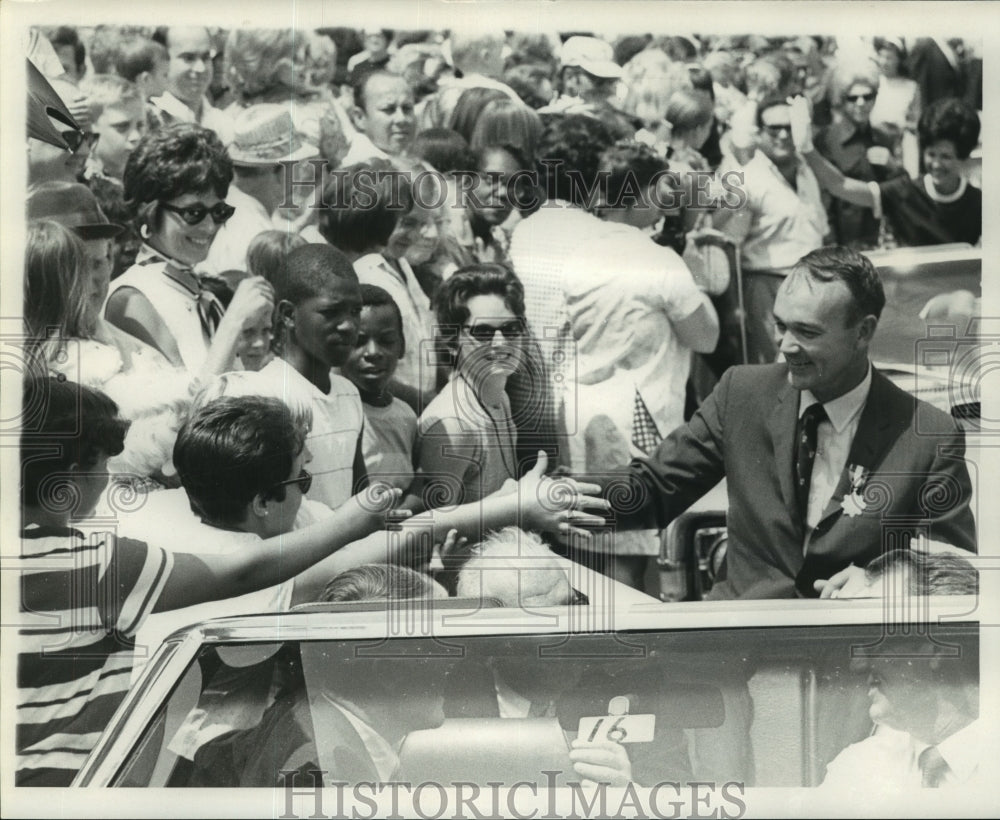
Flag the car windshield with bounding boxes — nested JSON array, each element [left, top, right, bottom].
[[112, 620, 979, 790]]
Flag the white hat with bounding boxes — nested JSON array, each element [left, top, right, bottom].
[[560, 36, 623, 79], [228, 104, 319, 167]]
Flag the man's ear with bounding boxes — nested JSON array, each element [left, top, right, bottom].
[[277, 299, 296, 329], [858, 314, 878, 345], [250, 492, 270, 519], [349, 105, 367, 134]]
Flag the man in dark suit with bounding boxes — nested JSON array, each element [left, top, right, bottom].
[[600, 246, 976, 599]]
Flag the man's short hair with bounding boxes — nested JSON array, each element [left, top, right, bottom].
[[352, 68, 403, 111], [596, 140, 669, 208], [173, 396, 305, 527], [795, 246, 886, 323], [79, 74, 143, 122], [319, 563, 446, 602], [114, 34, 169, 83], [865, 549, 979, 596], [318, 160, 413, 254], [360, 283, 405, 343], [536, 113, 616, 207], [456, 527, 574, 606], [21, 377, 129, 508], [270, 243, 358, 307]]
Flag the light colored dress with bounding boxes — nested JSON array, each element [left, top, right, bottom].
[[416, 374, 518, 505]]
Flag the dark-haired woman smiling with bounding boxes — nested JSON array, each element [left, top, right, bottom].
[[799, 96, 981, 247], [105, 122, 273, 374]]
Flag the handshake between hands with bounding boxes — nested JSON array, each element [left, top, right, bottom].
[[353, 450, 611, 549]]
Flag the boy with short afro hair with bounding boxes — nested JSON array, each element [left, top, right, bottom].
[[260, 243, 368, 509], [340, 283, 418, 493]]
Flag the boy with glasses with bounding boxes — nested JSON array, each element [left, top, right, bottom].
[[16, 378, 401, 785]]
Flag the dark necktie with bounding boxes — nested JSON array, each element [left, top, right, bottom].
[[196, 284, 226, 336], [919, 745, 950, 788], [795, 402, 828, 520], [632, 390, 663, 455]]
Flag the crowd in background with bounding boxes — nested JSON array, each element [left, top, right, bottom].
[[17, 23, 983, 786]]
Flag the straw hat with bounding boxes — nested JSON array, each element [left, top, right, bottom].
[[228, 104, 319, 167]]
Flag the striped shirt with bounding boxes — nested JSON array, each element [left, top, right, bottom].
[[17, 526, 173, 786]]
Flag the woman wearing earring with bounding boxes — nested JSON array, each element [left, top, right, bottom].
[[414, 264, 526, 507], [105, 123, 274, 376]]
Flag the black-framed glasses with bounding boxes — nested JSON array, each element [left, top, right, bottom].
[[762, 123, 792, 137], [62, 130, 99, 154], [160, 201, 236, 226], [846, 93, 876, 103], [462, 319, 526, 343], [269, 469, 312, 495]]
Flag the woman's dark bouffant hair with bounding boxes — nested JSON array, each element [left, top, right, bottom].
[[917, 97, 981, 160], [122, 123, 233, 223], [433, 263, 525, 358]]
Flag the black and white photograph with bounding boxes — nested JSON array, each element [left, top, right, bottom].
[[1, 1, 996, 816]]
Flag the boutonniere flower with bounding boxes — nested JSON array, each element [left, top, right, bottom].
[[840, 464, 870, 518]]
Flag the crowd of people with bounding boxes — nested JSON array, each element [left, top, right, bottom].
[[16, 23, 983, 789]]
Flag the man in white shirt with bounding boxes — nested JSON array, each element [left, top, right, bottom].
[[822, 630, 985, 791], [715, 95, 829, 362], [151, 26, 233, 144], [341, 70, 416, 165], [202, 104, 318, 275]]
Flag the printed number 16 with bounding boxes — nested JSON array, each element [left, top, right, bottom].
[[586, 716, 628, 743]]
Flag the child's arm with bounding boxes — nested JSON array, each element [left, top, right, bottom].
[[199, 277, 274, 377], [151, 486, 401, 612], [288, 452, 608, 601]]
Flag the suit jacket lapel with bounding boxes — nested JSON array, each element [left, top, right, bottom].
[[766, 378, 800, 519], [814, 369, 910, 526]]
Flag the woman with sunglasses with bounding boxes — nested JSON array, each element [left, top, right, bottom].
[[106, 123, 274, 374], [414, 264, 527, 507], [796, 95, 981, 247], [812, 63, 906, 250]]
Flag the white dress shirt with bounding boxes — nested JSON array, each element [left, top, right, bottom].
[[719, 150, 829, 271], [800, 365, 872, 533], [822, 720, 990, 790]]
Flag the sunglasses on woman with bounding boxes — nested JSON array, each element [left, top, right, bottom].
[[846, 93, 876, 103], [463, 319, 526, 343], [268, 469, 313, 495], [160, 201, 236, 226]]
